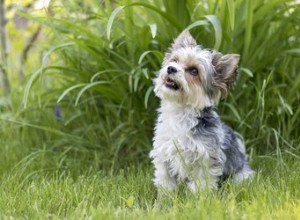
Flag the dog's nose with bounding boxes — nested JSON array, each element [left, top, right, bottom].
[[167, 66, 177, 74]]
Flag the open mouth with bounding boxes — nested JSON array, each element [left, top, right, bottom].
[[165, 77, 180, 90]]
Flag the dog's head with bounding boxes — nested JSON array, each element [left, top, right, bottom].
[[154, 31, 240, 109]]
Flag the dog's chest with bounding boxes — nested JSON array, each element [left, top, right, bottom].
[[153, 110, 210, 163]]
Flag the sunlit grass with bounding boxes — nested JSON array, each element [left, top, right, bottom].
[[0, 156, 300, 219]]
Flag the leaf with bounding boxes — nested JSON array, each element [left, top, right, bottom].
[[284, 48, 300, 56], [133, 73, 140, 92], [75, 81, 110, 106], [279, 95, 293, 115], [226, 0, 235, 30], [107, 2, 181, 41], [142, 68, 149, 79], [23, 65, 77, 108], [138, 50, 162, 65], [23, 67, 44, 108], [107, 6, 125, 40], [57, 84, 86, 103], [243, 0, 253, 58], [240, 67, 254, 77], [90, 69, 123, 82], [107, 2, 181, 40], [185, 20, 209, 31], [144, 86, 154, 109], [126, 195, 134, 208], [224, 103, 241, 121], [23, 42, 75, 108], [288, 70, 300, 99], [138, 51, 154, 65], [125, 2, 180, 29], [149, 24, 157, 38], [42, 42, 75, 66], [205, 15, 222, 50]]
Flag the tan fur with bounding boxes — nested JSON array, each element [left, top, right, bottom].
[[212, 53, 240, 97]]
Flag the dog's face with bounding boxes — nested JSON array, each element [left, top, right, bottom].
[[154, 31, 240, 109]]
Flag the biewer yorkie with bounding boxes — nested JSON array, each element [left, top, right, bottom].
[[150, 31, 254, 193]]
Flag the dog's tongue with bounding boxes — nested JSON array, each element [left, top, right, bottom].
[[165, 77, 179, 90]]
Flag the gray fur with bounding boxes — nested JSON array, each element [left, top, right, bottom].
[[192, 107, 250, 182]]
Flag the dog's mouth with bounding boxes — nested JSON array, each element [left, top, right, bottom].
[[164, 77, 180, 90]]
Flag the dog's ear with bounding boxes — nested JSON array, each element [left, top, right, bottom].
[[171, 30, 197, 50], [163, 31, 197, 65], [212, 52, 240, 97]]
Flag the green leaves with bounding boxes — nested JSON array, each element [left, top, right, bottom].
[[20, 0, 300, 167], [107, 2, 182, 41]]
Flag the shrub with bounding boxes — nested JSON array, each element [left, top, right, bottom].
[[20, 0, 300, 169]]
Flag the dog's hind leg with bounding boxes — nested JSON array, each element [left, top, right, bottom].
[[232, 163, 254, 183]]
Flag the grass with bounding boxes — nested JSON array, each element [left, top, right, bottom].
[[0, 0, 300, 219], [1, 156, 300, 219]]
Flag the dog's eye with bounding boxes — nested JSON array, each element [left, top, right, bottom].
[[171, 58, 178, 63], [189, 67, 198, 76]]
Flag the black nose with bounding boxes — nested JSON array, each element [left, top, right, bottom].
[[167, 66, 177, 74]]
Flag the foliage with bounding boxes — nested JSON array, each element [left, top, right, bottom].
[[19, 0, 300, 168]]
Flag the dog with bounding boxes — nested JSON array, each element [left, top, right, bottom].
[[150, 31, 254, 193]]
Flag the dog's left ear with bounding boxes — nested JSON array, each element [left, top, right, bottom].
[[212, 53, 240, 97], [163, 31, 197, 65], [171, 30, 197, 50]]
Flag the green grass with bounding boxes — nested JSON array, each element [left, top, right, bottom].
[[0, 0, 300, 218], [1, 157, 300, 219]]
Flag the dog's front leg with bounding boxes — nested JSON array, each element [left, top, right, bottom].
[[186, 169, 218, 193], [152, 161, 176, 191]]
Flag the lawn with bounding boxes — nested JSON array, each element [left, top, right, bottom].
[[1, 156, 300, 219], [0, 0, 299, 219]]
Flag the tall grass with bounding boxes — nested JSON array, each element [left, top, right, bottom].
[[1, 0, 299, 172]]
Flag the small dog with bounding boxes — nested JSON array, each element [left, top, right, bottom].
[[150, 31, 254, 193]]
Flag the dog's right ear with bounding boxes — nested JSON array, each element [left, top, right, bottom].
[[163, 30, 197, 65]]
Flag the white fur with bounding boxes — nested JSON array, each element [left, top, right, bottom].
[[150, 103, 223, 192]]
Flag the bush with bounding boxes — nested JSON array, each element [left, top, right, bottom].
[[20, 0, 300, 170]]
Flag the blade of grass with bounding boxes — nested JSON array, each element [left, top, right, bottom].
[[185, 20, 209, 31], [75, 81, 111, 106], [243, 0, 253, 59], [144, 86, 153, 109], [226, 0, 235, 30], [107, 6, 125, 40], [57, 84, 86, 103]]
